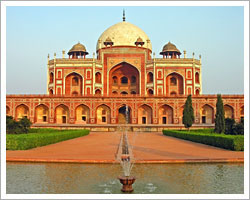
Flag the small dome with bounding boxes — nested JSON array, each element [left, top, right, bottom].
[[136, 37, 143, 43], [160, 42, 181, 55], [96, 21, 152, 51], [68, 42, 88, 55]]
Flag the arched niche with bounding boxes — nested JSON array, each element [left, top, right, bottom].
[[95, 72, 102, 84], [147, 72, 153, 83], [75, 104, 90, 124], [118, 105, 132, 124], [96, 104, 111, 124], [15, 104, 29, 120], [200, 104, 214, 124], [138, 104, 152, 124], [55, 104, 69, 124], [35, 104, 49, 123], [159, 105, 173, 124], [224, 105, 234, 119], [109, 62, 140, 95], [166, 72, 184, 95], [65, 72, 83, 96]]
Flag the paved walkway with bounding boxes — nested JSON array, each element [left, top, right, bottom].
[[6, 132, 244, 163]]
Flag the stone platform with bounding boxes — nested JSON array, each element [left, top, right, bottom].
[[6, 132, 243, 164]]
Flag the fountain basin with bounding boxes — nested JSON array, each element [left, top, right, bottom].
[[118, 176, 136, 192]]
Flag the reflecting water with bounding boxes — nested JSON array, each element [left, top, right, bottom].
[[7, 162, 243, 194]]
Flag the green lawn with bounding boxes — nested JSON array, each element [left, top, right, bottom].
[[163, 129, 244, 151], [7, 128, 90, 150]]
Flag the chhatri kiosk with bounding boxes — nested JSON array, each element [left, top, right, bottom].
[[6, 14, 244, 131]]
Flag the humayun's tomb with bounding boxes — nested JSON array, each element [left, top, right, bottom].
[[6, 14, 244, 131]]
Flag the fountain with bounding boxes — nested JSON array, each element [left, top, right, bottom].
[[116, 105, 136, 192]]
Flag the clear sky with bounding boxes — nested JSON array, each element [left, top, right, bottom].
[[6, 6, 244, 94]]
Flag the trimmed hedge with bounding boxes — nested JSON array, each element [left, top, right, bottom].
[[162, 129, 244, 151], [7, 129, 90, 150]]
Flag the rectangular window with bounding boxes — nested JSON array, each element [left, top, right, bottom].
[[102, 117, 106, 123], [82, 116, 86, 121], [142, 117, 146, 124]]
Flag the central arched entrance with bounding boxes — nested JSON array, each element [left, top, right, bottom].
[[109, 62, 140, 95], [118, 105, 131, 124], [166, 72, 184, 95], [65, 72, 83, 96]]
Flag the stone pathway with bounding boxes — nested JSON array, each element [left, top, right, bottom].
[[6, 132, 243, 163]]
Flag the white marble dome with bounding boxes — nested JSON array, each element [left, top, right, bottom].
[[96, 21, 152, 51]]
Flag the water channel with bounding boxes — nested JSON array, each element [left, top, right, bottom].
[[7, 162, 243, 194]]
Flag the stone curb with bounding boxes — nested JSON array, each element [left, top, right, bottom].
[[6, 158, 244, 164]]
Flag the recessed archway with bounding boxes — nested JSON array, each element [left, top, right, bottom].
[[109, 62, 140, 95], [65, 72, 83, 96], [95, 72, 102, 84], [147, 72, 153, 83], [195, 72, 200, 84], [159, 105, 173, 124], [96, 104, 111, 124], [35, 104, 49, 123], [200, 104, 214, 124], [6, 106, 10, 116], [138, 104, 152, 124], [166, 72, 184, 95], [224, 105, 234, 119], [75, 104, 90, 124], [55, 104, 69, 124], [118, 105, 131, 124], [49, 72, 54, 84], [15, 104, 29, 120]]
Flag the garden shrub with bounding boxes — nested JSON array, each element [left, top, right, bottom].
[[6, 129, 90, 150], [162, 129, 243, 151], [225, 118, 244, 135], [6, 116, 32, 134]]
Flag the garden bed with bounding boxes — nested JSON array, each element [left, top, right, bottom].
[[162, 129, 244, 151], [7, 128, 90, 150]]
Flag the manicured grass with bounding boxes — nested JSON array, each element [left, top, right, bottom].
[[6, 128, 90, 150], [162, 129, 244, 151]]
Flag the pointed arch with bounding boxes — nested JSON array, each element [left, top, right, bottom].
[[224, 104, 234, 119], [6, 106, 10, 116], [75, 104, 90, 124], [159, 104, 174, 124], [109, 62, 140, 95], [147, 72, 153, 83], [55, 104, 69, 124], [166, 72, 184, 95], [96, 104, 111, 124], [138, 104, 152, 124], [64, 72, 83, 96], [95, 72, 102, 84], [117, 104, 132, 124], [35, 104, 49, 123], [200, 104, 214, 124], [49, 72, 54, 84], [15, 104, 29, 120]]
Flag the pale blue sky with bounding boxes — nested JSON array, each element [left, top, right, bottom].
[[6, 6, 244, 94]]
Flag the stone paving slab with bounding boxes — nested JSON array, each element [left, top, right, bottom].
[[6, 132, 244, 163]]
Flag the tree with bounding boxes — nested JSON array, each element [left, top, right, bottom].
[[19, 117, 32, 133], [6, 116, 32, 134], [182, 95, 195, 130], [214, 94, 225, 133]]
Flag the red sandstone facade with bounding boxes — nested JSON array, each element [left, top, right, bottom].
[[6, 18, 244, 128]]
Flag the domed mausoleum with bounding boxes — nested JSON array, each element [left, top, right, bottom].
[[6, 13, 244, 130]]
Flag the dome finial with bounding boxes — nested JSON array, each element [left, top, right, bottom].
[[123, 9, 125, 21]]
